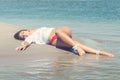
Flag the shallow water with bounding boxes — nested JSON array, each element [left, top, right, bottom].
[[0, 54, 119, 80], [0, 0, 120, 80]]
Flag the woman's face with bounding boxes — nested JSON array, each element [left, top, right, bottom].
[[19, 30, 30, 39]]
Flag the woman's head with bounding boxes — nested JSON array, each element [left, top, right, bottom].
[[14, 29, 30, 40]]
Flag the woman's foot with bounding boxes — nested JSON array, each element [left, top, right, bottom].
[[99, 51, 114, 57], [72, 44, 86, 56], [77, 47, 86, 56]]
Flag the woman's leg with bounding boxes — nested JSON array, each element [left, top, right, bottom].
[[75, 41, 114, 57], [56, 26, 72, 37], [55, 27, 75, 47], [55, 26, 114, 57], [55, 26, 85, 56]]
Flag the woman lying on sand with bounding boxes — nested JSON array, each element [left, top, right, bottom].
[[14, 26, 114, 57]]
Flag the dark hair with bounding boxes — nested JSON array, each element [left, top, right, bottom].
[[14, 29, 28, 40]]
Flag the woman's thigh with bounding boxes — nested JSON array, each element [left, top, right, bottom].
[[51, 26, 73, 48], [56, 38, 72, 49], [55, 26, 72, 48]]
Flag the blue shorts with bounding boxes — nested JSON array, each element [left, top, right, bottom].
[[69, 48, 79, 55]]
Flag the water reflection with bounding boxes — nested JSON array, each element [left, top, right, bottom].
[[0, 51, 119, 80], [21, 53, 103, 80]]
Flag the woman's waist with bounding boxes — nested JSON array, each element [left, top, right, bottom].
[[48, 29, 56, 43]]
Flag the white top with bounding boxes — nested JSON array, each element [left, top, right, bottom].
[[24, 27, 54, 45]]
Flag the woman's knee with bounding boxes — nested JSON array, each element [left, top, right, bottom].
[[60, 26, 71, 32], [55, 28, 61, 33], [55, 26, 72, 37], [60, 26, 72, 35], [55, 26, 68, 33]]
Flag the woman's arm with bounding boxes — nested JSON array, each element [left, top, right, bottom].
[[16, 41, 29, 51]]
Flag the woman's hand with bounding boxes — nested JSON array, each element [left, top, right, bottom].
[[16, 45, 27, 51], [16, 41, 29, 51]]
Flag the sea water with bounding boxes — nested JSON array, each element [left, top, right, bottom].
[[0, 0, 120, 80]]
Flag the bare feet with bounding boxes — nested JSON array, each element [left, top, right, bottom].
[[72, 43, 86, 56], [99, 51, 114, 57], [77, 47, 86, 56]]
